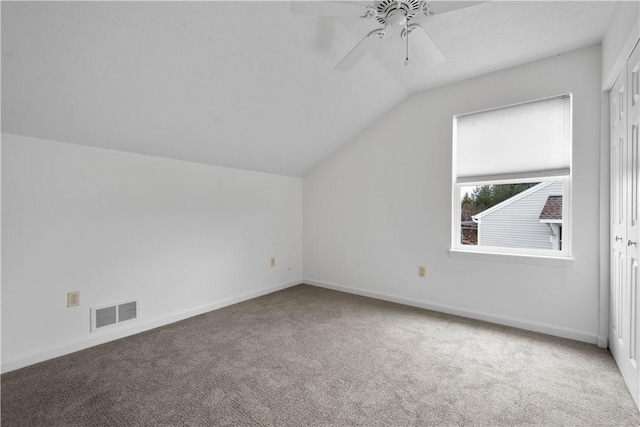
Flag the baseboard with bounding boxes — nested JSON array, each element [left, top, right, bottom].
[[1, 279, 302, 373], [304, 278, 599, 345], [597, 336, 608, 349]]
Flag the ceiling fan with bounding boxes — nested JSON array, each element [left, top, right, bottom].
[[291, 1, 481, 71]]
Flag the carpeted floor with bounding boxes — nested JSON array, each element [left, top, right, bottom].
[[2, 284, 639, 426]]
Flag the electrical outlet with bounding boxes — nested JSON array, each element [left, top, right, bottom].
[[418, 266, 426, 278], [270, 258, 276, 267], [67, 291, 80, 307]]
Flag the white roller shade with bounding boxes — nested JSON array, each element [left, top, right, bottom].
[[455, 95, 571, 183]]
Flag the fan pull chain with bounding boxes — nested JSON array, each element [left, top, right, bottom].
[[405, 21, 409, 66]]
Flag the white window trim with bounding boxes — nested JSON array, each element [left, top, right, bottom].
[[448, 248, 575, 267]]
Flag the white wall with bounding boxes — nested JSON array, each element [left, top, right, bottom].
[[1, 133, 303, 372], [304, 45, 602, 343]]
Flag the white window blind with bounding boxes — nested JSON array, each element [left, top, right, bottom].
[[454, 95, 571, 183]]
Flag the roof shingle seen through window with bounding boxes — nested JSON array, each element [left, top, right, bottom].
[[539, 195, 562, 220]]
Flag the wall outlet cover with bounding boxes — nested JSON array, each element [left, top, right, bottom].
[[67, 291, 80, 307], [418, 266, 427, 278]]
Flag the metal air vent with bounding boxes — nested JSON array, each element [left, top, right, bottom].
[[95, 306, 117, 329], [91, 300, 140, 332]]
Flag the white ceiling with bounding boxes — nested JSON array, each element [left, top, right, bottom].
[[1, 1, 616, 176]]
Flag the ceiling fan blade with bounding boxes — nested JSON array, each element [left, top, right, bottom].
[[409, 25, 445, 68], [335, 28, 385, 71], [426, 1, 488, 16], [290, 1, 371, 17]]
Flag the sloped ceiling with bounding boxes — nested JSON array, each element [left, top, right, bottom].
[[1, 1, 615, 176]]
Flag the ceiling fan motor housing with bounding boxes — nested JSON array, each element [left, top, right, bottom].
[[375, 0, 421, 26]]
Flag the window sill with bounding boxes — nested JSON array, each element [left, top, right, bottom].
[[448, 249, 575, 268]]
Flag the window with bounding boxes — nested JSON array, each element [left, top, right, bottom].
[[451, 95, 572, 259]]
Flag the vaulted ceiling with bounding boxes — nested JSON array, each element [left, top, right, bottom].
[[1, 1, 616, 176]]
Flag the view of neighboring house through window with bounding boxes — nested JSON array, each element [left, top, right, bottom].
[[452, 94, 572, 257], [460, 181, 563, 250]]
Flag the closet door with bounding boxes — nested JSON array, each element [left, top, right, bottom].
[[610, 60, 629, 391], [628, 42, 640, 404], [610, 42, 640, 408]]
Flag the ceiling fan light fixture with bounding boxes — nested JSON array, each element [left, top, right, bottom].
[[386, 9, 407, 27], [376, 0, 421, 26], [291, 0, 461, 70]]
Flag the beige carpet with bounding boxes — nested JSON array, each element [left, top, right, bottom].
[[2, 284, 639, 426]]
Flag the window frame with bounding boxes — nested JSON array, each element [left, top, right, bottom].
[[450, 95, 573, 262]]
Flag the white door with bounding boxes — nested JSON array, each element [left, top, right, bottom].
[[628, 42, 640, 405], [610, 42, 640, 408], [610, 57, 629, 398]]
